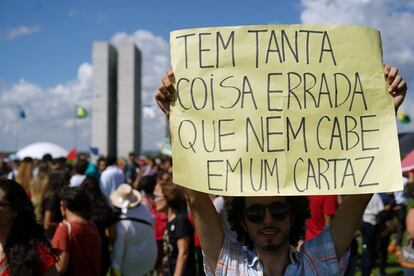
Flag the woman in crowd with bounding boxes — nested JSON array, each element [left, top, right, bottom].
[[156, 180, 195, 276], [0, 179, 57, 275], [15, 157, 34, 195], [30, 161, 50, 222], [96, 156, 107, 175], [41, 171, 67, 239], [81, 176, 115, 276], [143, 157, 158, 176]]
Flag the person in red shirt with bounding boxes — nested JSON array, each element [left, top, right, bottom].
[[52, 187, 101, 276], [305, 195, 338, 240], [0, 179, 57, 276]]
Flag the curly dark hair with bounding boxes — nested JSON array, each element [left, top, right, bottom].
[[0, 179, 55, 276], [227, 196, 310, 249]]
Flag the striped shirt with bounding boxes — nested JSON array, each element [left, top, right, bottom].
[[204, 227, 349, 275]]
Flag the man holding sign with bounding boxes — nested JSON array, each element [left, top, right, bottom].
[[155, 25, 407, 275]]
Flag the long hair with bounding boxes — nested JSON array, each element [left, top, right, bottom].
[[227, 196, 310, 249], [0, 179, 54, 276], [41, 171, 67, 203], [159, 180, 187, 212], [80, 176, 115, 229], [30, 162, 50, 221], [15, 157, 34, 194]]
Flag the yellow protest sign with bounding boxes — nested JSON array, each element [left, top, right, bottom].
[[169, 25, 402, 196]]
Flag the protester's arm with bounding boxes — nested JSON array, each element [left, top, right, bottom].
[[183, 188, 224, 271], [37, 244, 59, 276], [51, 223, 70, 273], [155, 70, 224, 272], [174, 237, 190, 276], [55, 252, 69, 273], [43, 210, 57, 230], [330, 64, 407, 259], [330, 194, 372, 258]]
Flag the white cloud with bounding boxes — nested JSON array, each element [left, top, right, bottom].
[[0, 29, 169, 153], [300, 0, 414, 132], [6, 25, 40, 40], [0, 63, 93, 151]]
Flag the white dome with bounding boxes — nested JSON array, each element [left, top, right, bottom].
[[16, 142, 68, 159]]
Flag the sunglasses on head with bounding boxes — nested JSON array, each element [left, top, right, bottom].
[[244, 201, 289, 223]]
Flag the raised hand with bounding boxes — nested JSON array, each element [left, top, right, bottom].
[[384, 64, 407, 112], [155, 68, 175, 117]]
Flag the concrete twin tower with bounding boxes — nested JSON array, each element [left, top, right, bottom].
[[91, 42, 142, 158]]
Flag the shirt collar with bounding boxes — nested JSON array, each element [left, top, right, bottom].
[[243, 245, 297, 270]]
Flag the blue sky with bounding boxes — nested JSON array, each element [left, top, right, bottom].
[[0, 0, 413, 153], [0, 0, 300, 87]]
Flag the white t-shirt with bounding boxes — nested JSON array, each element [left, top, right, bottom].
[[362, 193, 384, 226], [69, 174, 86, 187], [394, 177, 408, 205], [112, 204, 157, 276]]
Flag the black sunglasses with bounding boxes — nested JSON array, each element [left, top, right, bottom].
[[244, 201, 289, 223]]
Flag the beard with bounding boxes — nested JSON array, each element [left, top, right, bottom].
[[257, 227, 290, 252]]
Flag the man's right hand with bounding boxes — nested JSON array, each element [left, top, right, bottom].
[[155, 68, 175, 118]]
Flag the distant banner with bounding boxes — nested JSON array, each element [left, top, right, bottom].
[[169, 25, 402, 196]]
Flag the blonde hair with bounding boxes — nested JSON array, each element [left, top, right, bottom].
[[16, 158, 34, 194], [30, 162, 50, 222]]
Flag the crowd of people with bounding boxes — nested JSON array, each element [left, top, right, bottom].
[[0, 63, 410, 276], [1, 148, 414, 276]]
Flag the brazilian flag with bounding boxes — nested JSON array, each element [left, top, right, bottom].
[[398, 111, 410, 124], [76, 105, 88, 119]]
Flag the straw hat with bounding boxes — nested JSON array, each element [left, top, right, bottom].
[[110, 184, 142, 209]]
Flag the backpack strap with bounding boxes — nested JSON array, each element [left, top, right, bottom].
[[118, 216, 152, 227], [62, 220, 72, 237]]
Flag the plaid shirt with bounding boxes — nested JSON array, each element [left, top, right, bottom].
[[204, 227, 349, 275]]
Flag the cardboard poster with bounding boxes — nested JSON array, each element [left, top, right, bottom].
[[169, 25, 402, 196]]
